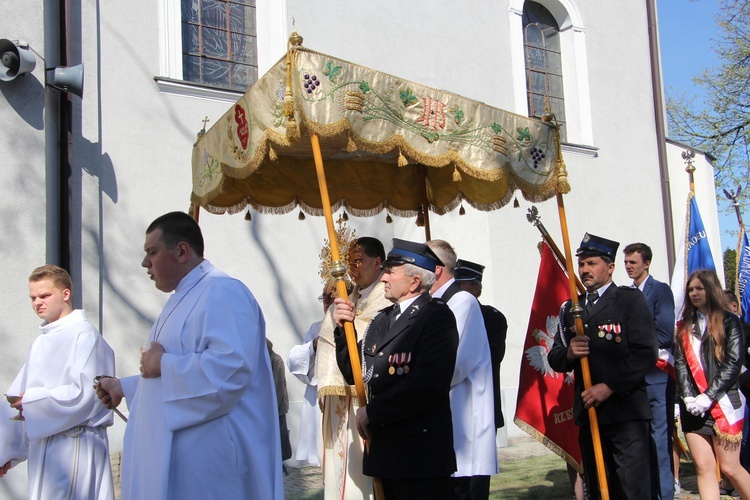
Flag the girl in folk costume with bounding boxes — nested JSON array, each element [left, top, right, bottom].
[[675, 269, 750, 499]]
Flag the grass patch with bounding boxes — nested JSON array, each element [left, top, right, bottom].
[[490, 454, 573, 499]]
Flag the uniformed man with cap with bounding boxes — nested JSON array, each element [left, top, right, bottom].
[[454, 259, 507, 500], [548, 233, 658, 500], [333, 238, 459, 499]]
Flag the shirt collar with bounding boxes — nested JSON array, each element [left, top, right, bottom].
[[176, 259, 212, 292]]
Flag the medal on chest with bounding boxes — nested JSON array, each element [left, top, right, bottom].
[[388, 352, 412, 375]]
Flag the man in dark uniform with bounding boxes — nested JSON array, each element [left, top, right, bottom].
[[333, 238, 459, 500], [548, 233, 658, 500], [454, 259, 507, 500]]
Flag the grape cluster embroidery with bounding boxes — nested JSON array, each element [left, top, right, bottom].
[[303, 74, 319, 94], [530, 147, 545, 169]]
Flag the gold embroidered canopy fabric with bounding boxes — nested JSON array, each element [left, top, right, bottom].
[[191, 47, 560, 217]]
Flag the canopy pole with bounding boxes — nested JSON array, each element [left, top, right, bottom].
[[418, 165, 431, 240], [310, 132, 385, 500], [191, 203, 200, 223], [546, 116, 610, 499]]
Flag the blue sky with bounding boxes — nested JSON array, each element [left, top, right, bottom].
[[657, 0, 738, 251]]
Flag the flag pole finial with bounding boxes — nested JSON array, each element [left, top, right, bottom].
[[682, 149, 696, 194]]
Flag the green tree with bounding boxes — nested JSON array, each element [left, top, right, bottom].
[[666, 0, 750, 214], [725, 248, 737, 291]]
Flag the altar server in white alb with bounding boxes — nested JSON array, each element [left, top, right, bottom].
[[1, 264, 116, 499], [427, 240, 498, 500], [286, 288, 333, 467], [95, 211, 283, 500]]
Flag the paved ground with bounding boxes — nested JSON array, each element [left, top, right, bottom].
[[282, 435, 727, 500]]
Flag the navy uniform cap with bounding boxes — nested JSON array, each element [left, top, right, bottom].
[[383, 238, 444, 272], [575, 232, 619, 260], [454, 259, 485, 282]]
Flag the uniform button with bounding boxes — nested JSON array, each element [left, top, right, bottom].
[[374, 374, 379, 378], [378, 352, 384, 357], [422, 429, 427, 433]]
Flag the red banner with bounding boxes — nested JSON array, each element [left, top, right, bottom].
[[514, 242, 582, 471]]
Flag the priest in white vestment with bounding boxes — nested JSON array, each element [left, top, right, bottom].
[[427, 240, 499, 499], [96, 212, 283, 500], [316, 237, 391, 500], [2, 264, 116, 500]]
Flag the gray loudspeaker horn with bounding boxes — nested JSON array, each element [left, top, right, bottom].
[[0, 39, 37, 82], [47, 64, 84, 97]]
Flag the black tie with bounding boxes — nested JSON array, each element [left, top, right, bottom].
[[389, 304, 401, 328], [586, 291, 599, 313]]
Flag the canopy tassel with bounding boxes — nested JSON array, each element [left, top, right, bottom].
[[341, 211, 349, 221], [244, 209, 252, 221], [386, 213, 393, 224], [298, 210, 306, 220], [416, 207, 425, 227], [459, 204, 466, 216], [284, 35, 301, 142], [513, 196, 520, 208], [452, 166, 462, 183], [398, 149, 408, 167], [557, 161, 571, 194], [268, 145, 278, 162]]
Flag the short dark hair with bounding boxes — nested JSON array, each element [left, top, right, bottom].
[[147, 212, 204, 257], [724, 289, 739, 305], [355, 237, 385, 262], [623, 242, 653, 263]]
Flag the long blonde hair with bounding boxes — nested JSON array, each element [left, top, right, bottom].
[[679, 269, 729, 362]]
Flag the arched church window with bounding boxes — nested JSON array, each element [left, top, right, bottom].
[[523, 1, 566, 139]]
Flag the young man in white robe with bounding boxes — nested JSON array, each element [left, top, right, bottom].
[[1, 264, 116, 500], [96, 211, 283, 500], [286, 289, 334, 467], [427, 240, 499, 500]]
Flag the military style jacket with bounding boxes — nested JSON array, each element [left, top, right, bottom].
[[548, 284, 658, 426], [335, 292, 459, 478]]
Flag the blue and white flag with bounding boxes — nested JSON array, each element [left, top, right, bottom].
[[670, 194, 716, 318], [738, 229, 750, 325]]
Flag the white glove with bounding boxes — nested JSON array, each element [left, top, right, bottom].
[[683, 396, 697, 415], [689, 394, 712, 416]]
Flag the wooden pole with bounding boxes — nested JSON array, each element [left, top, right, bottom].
[[545, 114, 610, 499], [418, 165, 432, 240], [556, 191, 609, 499], [310, 132, 385, 499], [725, 186, 746, 307]]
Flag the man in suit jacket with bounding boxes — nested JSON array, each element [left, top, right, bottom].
[[333, 239, 459, 499], [623, 242, 676, 500], [549, 233, 658, 500]]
